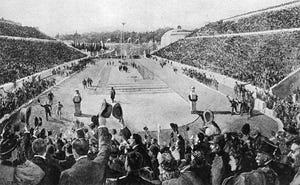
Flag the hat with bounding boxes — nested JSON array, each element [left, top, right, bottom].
[[119, 127, 131, 140], [170, 123, 178, 134], [89, 115, 99, 129], [257, 140, 279, 158], [112, 103, 123, 120], [100, 101, 112, 118], [160, 153, 178, 172], [0, 132, 18, 157], [241, 123, 250, 135], [203, 110, 214, 123]]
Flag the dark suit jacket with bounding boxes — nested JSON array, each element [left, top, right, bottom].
[[116, 171, 154, 185], [59, 155, 76, 170], [59, 127, 110, 185], [133, 144, 152, 169], [32, 156, 61, 185]]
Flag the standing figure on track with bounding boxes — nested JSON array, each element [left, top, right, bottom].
[[110, 87, 116, 103], [56, 101, 63, 119], [227, 95, 239, 115], [240, 97, 248, 116], [188, 86, 198, 112], [214, 79, 219, 91], [73, 90, 82, 116], [82, 79, 87, 89], [47, 91, 54, 105], [38, 99, 52, 121], [89, 78, 93, 87], [234, 81, 239, 97], [248, 93, 255, 118]]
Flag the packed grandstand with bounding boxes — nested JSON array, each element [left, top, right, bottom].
[[2, 1, 300, 185]]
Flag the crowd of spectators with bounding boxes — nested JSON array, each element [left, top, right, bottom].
[[0, 21, 54, 40], [71, 42, 108, 52], [0, 77, 56, 119], [256, 88, 300, 130], [3, 108, 300, 185], [154, 30, 300, 89], [0, 58, 93, 120], [0, 37, 86, 85], [191, 5, 300, 37]]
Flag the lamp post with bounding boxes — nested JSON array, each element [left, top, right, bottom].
[[121, 22, 126, 59]]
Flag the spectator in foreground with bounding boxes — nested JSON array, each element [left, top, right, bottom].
[[289, 139, 300, 185], [59, 126, 111, 185], [32, 138, 61, 185], [129, 133, 152, 169], [116, 151, 154, 185], [58, 143, 75, 171], [0, 131, 45, 185]]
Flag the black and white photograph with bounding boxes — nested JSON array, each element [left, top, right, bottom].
[[1, 0, 300, 184]]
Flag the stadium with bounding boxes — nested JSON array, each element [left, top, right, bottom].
[[1, 0, 300, 185]]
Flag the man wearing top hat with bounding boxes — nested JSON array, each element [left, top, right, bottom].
[[188, 86, 198, 112]]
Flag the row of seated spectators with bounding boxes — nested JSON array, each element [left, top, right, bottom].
[[0, 58, 93, 120], [0, 21, 54, 40], [2, 110, 300, 185], [0, 37, 86, 85], [154, 30, 300, 89], [191, 5, 300, 36]]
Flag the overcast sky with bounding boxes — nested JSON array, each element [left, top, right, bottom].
[[0, 0, 295, 36]]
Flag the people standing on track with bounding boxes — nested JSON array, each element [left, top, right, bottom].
[[82, 79, 87, 89], [87, 77, 93, 87], [188, 86, 198, 112], [227, 95, 239, 115], [111, 87, 116, 103], [47, 91, 54, 105], [56, 101, 64, 119], [38, 99, 52, 121]]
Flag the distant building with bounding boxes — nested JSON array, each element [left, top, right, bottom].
[[160, 26, 192, 48]]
